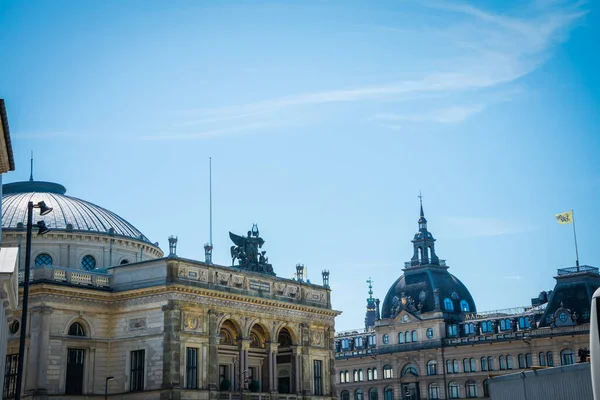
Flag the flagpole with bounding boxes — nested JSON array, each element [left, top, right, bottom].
[[572, 209, 580, 270]]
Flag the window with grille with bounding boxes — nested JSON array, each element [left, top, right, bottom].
[[68, 322, 85, 336], [313, 360, 323, 395], [3, 354, 18, 399], [130, 350, 145, 391], [81, 255, 96, 270], [35, 253, 52, 266], [186, 348, 198, 388]]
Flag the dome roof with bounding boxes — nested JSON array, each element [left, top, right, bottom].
[[2, 181, 154, 244], [381, 266, 476, 318]]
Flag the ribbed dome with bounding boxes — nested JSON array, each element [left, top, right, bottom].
[[2, 181, 153, 244], [381, 267, 476, 318]]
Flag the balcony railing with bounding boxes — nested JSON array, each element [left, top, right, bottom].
[[404, 259, 447, 268], [19, 265, 111, 288], [557, 265, 598, 276]]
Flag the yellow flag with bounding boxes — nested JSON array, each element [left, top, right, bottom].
[[555, 211, 573, 224]]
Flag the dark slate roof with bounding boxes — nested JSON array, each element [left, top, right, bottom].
[[2, 180, 154, 244], [0, 99, 15, 172], [381, 266, 477, 318]]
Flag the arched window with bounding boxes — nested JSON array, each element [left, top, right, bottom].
[[342, 339, 349, 350], [483, 380, 490, 397], [526, 353, 532, 368], [355, 389, 364, 400], [547, 351, 554, 367], [35, 253, 53, 266], [466, 381, 477, 398], [480, 357, 487, 371], [383, 365, 393, 379], [68, 322, 85, 336], [405, 331, 411, 343], [353, 370, 358, 382], [341, 391, 350, 400], [81, 255, 96, 270], [453, 359, 459, 373], [340, 371, 346, 383], [369, 388, 378, 400], [444, 298, 454, 311], [418, 247, 423, 261], [519, 316, 530, 329], [470, 358, 476, 372], [401, 365, 418, 377], [382, 334, 389, 344], [411, 330, 417, 342], [500, 319, 507, 331], [448, 382, 460, 399], [384, 387, 393, 400], [507, 355, 513, 369], [367, 368, 373, 381], [359, 370, 364, 381], [460, 300, 470, 312], [429, 383, 440, 400], [481, 321, 493, 333], [120, 259, 130, 265], [499, 355, 506, 370], [345, 371, 350, 382], [464, 323, 474, 335], [373, 368, 378, 380], [518, 354, 525, 368], [446, 360, 453, 374], [447, 325, 458, 337], [398, 332, 405, 343], [463, 358, 470, 372], [538, 352, 546, 366], [487, 356, 494, 371], [427, 360, 437, 376], [561, 349, 574, 365]]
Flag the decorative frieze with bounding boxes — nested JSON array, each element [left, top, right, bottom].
[[128, 317, 147, 330], [305, 289, 326, 304], [178, 265, 209, 282]]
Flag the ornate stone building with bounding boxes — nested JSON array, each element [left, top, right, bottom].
[[1, 179, 339, 400], [334, 201, 593, 400]]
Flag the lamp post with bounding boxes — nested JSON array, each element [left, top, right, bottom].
[[105, 376, 114, 400], [15, 201, 52, 400]]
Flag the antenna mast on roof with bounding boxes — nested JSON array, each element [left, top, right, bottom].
[[29, 151, 34, 181], [204, 157, 214, 264]]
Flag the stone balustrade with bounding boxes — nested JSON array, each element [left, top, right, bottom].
[[18, 265, 111, 288]]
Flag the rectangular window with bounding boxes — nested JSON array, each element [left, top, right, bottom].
[[219, 365, 230, 390], [3, 354, 18, 399], [130, 350, 145, 392], [186, 347, 198, 389], [313, 360, 323, 396]]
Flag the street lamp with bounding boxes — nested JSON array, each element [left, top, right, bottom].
[[15, 200, 52, 400], [105, 376, 115, 400]]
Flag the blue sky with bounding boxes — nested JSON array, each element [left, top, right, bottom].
[[0, 0, 598, 331]]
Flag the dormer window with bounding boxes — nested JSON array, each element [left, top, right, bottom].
[[460, 300, 470, 312], [444, 298, 454, 311]]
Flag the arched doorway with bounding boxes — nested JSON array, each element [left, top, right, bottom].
[[400, 364, 420, 400], [218, 319, 241, 391], [277, 327, 295, 393]]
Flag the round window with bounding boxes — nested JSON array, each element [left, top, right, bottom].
[[559, 312, 567, 322], [9, 320, 20, 334], [81, 255, 96, 270], [35, 253, 53, 266], [426, 328, 434, 339]]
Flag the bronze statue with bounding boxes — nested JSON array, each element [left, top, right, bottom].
[[229, 224, 275, 275]]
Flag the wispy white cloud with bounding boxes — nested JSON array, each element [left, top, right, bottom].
[[373, 104, 486, 125], [168, 0, 587, 138], [444, 216, 537, 238]]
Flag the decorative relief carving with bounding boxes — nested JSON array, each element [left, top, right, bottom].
[[216, 272, 231, 285], [305, 290, 326, 303], [128, 318, 147, 330], [232, 275, 244, 287], [286, 285, 299, 298], [183, 312, 203, 332], [274, 282, 286, 294], [311, 329, 324, 347], [179, 265, 209, 282]]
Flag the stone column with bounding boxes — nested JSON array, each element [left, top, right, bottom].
[[293, 345, 301, 394], [207, 310, 220, 393], [239, 338, 251, 390], [162, 301, 182, 396], [267, 342, 279, 392], [35, 306, 53, 392]]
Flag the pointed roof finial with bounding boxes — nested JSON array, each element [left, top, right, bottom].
[[29, 150, 34, 181], [367, 277, 374, 300], [418, 190, 424, 217]]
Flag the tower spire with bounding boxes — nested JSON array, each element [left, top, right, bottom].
[[367, 277, 374, 300], [29, 151, 34, 181], [418, 190, 424, 217]]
